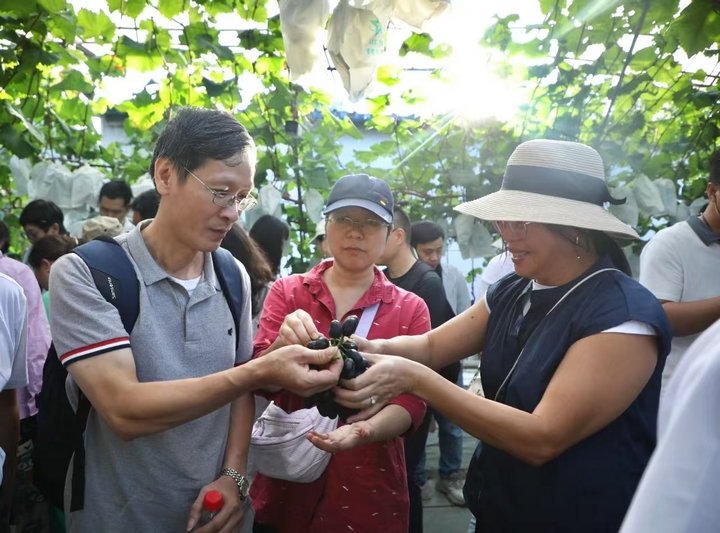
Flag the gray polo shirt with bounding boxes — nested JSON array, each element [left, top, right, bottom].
[[49, 224, 253, 532]]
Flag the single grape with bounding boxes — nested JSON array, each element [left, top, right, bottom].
[[314, 337, 330, 349], [341, 358, 355, 379], [342, 315, 359, 337], [329, 320, 343, 339], [345, 349, 363, 366]]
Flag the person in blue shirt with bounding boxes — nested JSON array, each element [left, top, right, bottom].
[[326, 139, 673, 533]]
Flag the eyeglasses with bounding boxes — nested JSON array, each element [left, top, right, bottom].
[[493, 221, 532, 238], [184, 167, 257, 213], [327, 216, 389, 234]]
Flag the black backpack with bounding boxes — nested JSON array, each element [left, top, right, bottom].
[[34, 236, 244, 512]]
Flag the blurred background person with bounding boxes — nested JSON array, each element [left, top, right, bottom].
[[27, 235, 80, 319], [0, 221, 51, 532], [0, 272, 28, 532], [98, 179, 134, 232], [129, 189, 160, 225], [80, 217, 124, 242], [221, 225, 275, 331], [310, 219, 332, 259], [250, 214, 290, 278], [19, 200, 69, 245]]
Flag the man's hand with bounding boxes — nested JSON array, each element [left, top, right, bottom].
[[306, 420, 375, 452], [186, 475, 243, 533], [257, 345, 343, 397], [275, 310, 321, 348]]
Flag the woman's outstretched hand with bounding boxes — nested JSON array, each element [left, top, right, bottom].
[[332, 353, 420, 423], [306, 420, 375, 452]]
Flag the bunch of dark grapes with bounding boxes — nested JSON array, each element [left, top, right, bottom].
[[305, 315, 369, 422]]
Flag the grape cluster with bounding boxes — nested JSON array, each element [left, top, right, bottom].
[[305, 315, 370, 422]]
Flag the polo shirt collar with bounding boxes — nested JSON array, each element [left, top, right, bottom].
[[686, 215, 720, 246], [125, 221, 219, 289], [303, 259, 394, 307]]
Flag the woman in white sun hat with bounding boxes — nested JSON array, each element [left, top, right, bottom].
[[331, 140, 673, 533]]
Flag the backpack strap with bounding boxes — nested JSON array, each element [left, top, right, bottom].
[[73, 236, 140, 333], [211, 247, 243, 352], [68, 236, 140, 511]]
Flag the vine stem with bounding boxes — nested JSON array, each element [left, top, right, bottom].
[[596, 0, 651, 144]]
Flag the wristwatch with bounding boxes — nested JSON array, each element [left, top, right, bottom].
[[220, 468, 250, 500]]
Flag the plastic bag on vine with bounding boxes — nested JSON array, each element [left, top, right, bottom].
[[391, 0, 450, 31], [327, 0, 392, 102], [279, 0, 330, 81]]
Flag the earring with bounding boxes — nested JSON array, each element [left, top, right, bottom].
[[575, 236, 581, 260]]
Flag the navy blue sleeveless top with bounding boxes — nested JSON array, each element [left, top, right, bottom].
[[464, 256, 672, 533]]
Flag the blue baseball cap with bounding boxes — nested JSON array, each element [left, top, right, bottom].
[[323, 174, 394, 224]]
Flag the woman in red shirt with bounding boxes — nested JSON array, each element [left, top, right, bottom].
[[251, 174, 429, 533]]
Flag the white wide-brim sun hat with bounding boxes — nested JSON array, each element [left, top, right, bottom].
[[455, 139, 640, 241]]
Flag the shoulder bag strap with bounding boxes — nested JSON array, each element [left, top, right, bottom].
[[355, 302, 381, 339]]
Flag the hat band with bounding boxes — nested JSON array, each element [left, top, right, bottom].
[[501, 165, 626, 206]]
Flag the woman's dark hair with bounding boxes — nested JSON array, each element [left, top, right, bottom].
[[544, 224, 632, 276], [0, 221, 10, 254], [249, 215, 290, 276], [410, 220, 445, 248], [28, 235, 79, 269], [150, 107, 255, 182], [590, 231, 632, 276], [221, 226, 275, 317], [710, 150, 720, 186], [19, 199, 67, 234]]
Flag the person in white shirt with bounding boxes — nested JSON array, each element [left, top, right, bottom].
[[0, 273, 29, 528], [639, 151, 720, 389], [477, 251, 515, 298], [620, 318, 720, 533]]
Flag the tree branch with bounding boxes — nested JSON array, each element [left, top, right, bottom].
[[596, 0, 651, 144]]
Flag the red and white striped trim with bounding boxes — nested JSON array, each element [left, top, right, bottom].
[[60, 337, 131, 367]]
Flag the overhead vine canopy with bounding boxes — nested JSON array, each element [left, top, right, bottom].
[[0, 0, 718, 273]]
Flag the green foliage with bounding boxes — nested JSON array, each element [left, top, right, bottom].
[[0, 0, 718, 270]]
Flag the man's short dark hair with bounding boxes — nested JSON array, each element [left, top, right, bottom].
[[0, 221, 10, 254], [130, 189, 160, 221], [711, 151, 720, 185], [411, 220, 445, 248], [99, 179, 133, 207], [393, 207, 412, 246], [19, 199, 67, 234], [150, 107, 256, 182]]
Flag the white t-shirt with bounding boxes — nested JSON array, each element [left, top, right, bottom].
[[620, 318, 720, 533], [639, 219, 720, 389], [0, 273, 29, 484], [478, 252, 515, 299], [169, 275, 201, 296]]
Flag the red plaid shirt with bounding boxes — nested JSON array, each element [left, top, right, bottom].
[[251, 260, 430, 533]]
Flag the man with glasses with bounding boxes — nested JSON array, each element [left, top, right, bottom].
[[48, 107, 342, 533], [639, 151, 720, 391]]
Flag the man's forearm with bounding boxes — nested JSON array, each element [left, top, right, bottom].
[[222, 393, 255, 475], [662, 297, 720, 337], [79, 356, 272, 441], [0, 391, 20, 525]]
